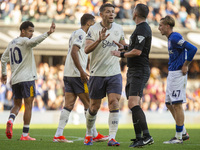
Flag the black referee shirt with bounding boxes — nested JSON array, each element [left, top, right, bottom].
[[127, 22, 152, 68]]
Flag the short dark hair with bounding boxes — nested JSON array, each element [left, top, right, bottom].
[[81, 13, 95, 26], [20, 21, 34, 31], [160, 15, 175, 28], [99, 3, 115, 12], [135, 3, 149, 19]]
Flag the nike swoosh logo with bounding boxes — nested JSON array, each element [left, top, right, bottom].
[[143, 139, 151, 145]]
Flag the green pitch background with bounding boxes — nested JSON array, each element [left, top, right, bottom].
[[0, 124, 200, 150]]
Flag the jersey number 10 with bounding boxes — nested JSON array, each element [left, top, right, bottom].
[[10, 47, 22, 64]]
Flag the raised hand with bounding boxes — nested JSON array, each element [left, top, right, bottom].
[[98, 27, 110, 41], [48, 22, 56, 35]]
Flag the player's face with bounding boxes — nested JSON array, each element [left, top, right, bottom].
[[158, 21, 168, 36], [23, 26, 34, 39], [101, 7, 115, 23]]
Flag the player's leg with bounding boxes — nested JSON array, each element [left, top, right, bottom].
[[106, 74, 123, 146], [53, 92, 76, 143], [20, 96, 36, 140], [163, 71, 187, 144], [78, 87, 108, 142], [6, 98, 22, 139], [20, 81, 36, 141], [107, 93, 120, 146], [6, 83, 23, 139], [85, 98, 101, 145], [173, 103, 184, 139]]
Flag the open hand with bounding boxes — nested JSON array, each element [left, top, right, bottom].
[[98, 27, 110, 41], [48, 22, 56, 35]]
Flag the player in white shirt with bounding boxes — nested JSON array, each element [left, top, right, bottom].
[[1, 21, 55, 140], [53, 14, 108, 143], [84, 3, 126, 146]]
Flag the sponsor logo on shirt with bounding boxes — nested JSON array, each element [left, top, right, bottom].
[[102, 40, 116, 48], [137, 35, 145, 43]]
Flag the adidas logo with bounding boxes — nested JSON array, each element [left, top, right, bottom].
[[137, 35, 145, 43]]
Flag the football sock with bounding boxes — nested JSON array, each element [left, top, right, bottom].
[[175, 124, 183, 139], [108, 110, 119, 140], [86, 109, 96, 136], [55, 107, 71, 137], [22, 125, 29, 137], [131, 105, 150, 139], [84, 109, 98, 137], [8, 113, 16, 123], [182, 125, 187, 134]]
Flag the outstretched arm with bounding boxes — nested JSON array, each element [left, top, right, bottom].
[[26, 22, 56, 47]]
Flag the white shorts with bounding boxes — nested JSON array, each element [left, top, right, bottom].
[[165, 70, 187, 105]]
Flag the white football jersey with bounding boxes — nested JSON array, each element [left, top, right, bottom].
[[64, 29, 88, 77], [86, 22, 124, 76], [1, 33, 49, 85]]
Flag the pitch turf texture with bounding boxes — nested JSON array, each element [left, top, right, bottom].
[[0, 124, 200, 150]]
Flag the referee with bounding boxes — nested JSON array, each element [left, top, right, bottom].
[[111, 3, 154, 148]]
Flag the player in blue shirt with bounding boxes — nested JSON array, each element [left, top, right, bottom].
[[159, 15, 197, 144]]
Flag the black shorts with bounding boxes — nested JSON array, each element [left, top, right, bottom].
[[125, 67, 150, 98]]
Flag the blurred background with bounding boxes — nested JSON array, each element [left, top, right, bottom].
[[0, 0, 200, 125]]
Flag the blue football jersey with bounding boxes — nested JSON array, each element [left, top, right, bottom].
[[168, 32, 186, 71]]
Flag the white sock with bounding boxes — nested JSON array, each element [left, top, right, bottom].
[[175, 132, 182, 140], [55, 108, 71, 137], [108, 111, 119, 140], [92, 124, 98, 138], [86, 110, 96, 136], [84, 109, 98, 137], [182, 125, 187, 134]]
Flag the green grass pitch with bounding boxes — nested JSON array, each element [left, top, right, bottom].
[[0, 124, 200, 150]]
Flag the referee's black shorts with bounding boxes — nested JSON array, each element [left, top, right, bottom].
[[125, 66, 150, 99]]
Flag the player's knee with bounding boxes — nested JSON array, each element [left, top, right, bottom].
[[90, 104, 100, 113], [108, 99, 119, 110]]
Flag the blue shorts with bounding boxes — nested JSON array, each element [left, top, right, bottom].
[[12, 80, 36, 99], [63, 77, 89, 94], [89, 74, 122, 99]]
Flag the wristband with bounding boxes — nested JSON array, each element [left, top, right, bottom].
[[124, 45, 128, 50], [120, 52, 125, 58]]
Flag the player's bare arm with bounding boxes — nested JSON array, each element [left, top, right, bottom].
[[85, 27, 110, 54], [71, 45, 89, 82]]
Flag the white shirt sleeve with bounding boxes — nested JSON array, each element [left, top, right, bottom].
[[25, 32, 49, 48], [1, 47, 10, 75]]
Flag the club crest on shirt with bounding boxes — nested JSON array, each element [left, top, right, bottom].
[[114, 31, 119, 36], [87, 31, 92, 38], [137, 35, 145, 43]]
